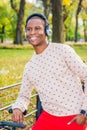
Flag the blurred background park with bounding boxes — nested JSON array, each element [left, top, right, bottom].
[[0, 0, 87, 129], [0, 0, 87, 44]]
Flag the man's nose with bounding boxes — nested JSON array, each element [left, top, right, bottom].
[[30, 29, 36, 34]]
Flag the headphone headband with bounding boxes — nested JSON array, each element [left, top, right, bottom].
[[26, 13, 49, 27]]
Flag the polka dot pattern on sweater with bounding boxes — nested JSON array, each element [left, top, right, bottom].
[[12, 43, 87, 116]]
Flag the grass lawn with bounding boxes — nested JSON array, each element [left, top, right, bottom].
[[0, 45, 34, 87], [72, 45, 87, 62], [0, 43, 87, 87]]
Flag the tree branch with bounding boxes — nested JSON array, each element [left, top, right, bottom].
[[10, 0, 19, 14]]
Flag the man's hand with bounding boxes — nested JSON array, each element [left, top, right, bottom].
[[11, 108, 24, 123], [67, 114, 87, 125]]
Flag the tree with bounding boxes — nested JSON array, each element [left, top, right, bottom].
[[0, 1, 10, 43], [0, 6, 6, 43], [42, 0, 52, 19], [51, 0, 64, 43], [74, 0, 83, 42], [10, 0, 25, 44], [81, 0, 87, 41], [83, 20, 87, 41]]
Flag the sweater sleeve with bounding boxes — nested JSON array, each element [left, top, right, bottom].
[[63, 45, 87, 110], [12, 64, 34, 112]]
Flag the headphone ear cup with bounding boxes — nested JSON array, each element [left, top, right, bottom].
[[45, 25, 52, 36]]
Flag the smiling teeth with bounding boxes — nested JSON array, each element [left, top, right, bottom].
[[30, 37, 37, 40]]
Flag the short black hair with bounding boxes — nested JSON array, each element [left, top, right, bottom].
[[25, 13, 48, 27]]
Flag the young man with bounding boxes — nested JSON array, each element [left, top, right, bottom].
[[12, 13, 87, 130]]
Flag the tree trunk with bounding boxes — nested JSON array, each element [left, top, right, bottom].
[[14, 0, 25, 44], [83, 20, 87, 42], [42, 0, 51, 19], [51, 0, 64, 43], [74, 14, 78, 42], [10, 0, 25, 44], [74, 0, 83, 42], [1, 25, 5, 43]]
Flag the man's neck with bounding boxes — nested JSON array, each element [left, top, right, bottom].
[[34, 42, 49, 54]]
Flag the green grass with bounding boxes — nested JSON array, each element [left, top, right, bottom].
[[72, 45, 87, 62], [0, 44, 87, 87], [0, 46, 34, 87]]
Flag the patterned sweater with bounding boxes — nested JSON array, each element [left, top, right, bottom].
[[12, 43, 87, 116]]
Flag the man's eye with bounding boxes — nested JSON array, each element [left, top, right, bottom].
[[35, 27, 41, 30], [26, 28, 31, 31]]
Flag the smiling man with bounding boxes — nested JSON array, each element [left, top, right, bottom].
[[25, 14, 49, 54], [11, 13, 87, 130]]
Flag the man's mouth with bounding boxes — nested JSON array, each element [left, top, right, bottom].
[[29, 37, 37, 41]]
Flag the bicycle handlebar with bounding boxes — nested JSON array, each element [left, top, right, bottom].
[[0, 121, 25, 130], [0, 121, 25, 128]]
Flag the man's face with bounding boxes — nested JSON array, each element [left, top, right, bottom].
[[26, 17, 46, 46]]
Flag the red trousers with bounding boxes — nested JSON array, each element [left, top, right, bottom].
[[32, 111, 87, 130]]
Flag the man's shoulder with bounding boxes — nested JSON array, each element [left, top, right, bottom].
[[49, 43, 74, 56], [24, 56, 33, 69], [50, 42, 71, 49]]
